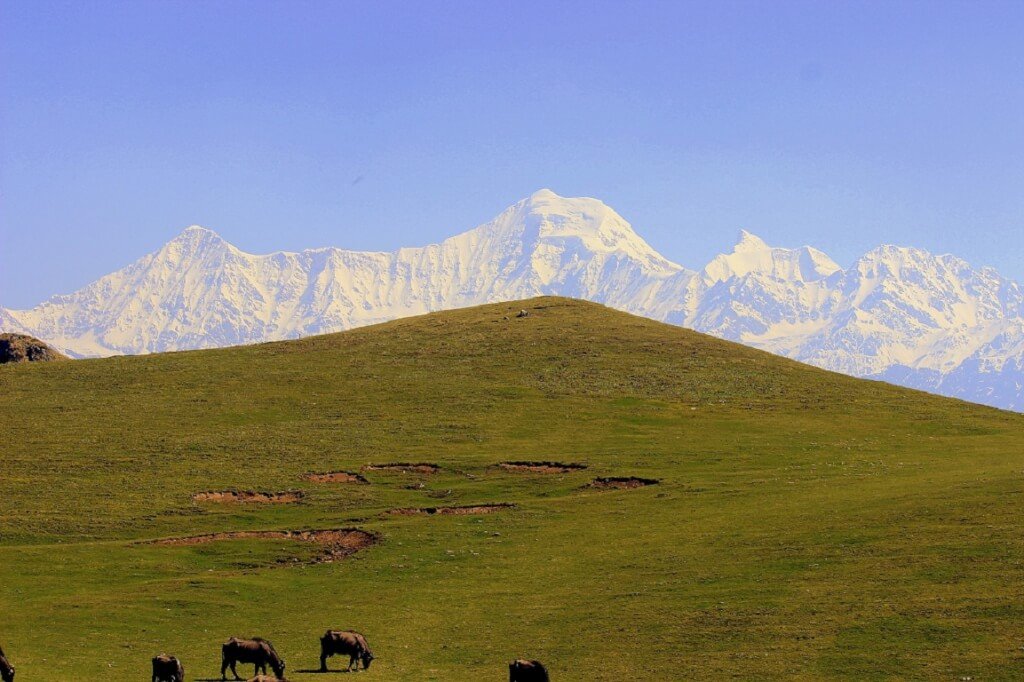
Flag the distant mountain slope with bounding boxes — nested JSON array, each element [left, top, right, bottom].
[[682, 236, 1024, 410], [2, 190, 1021, 409]]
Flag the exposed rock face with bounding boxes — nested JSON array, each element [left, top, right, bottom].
[[0, 333, 67, 364]]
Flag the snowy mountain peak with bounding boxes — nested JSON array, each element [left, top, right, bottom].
[[734, 229, 769, 251], [1, 192, 1021, 411], [163, 225, 229, 256], [172, 224, 223, 242], [702, 232, 840, 284], [513, 189, 681, 274], [527, 188, 560, 202]]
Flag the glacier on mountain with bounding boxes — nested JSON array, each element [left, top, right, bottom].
[[2, 189, 1021, 411]]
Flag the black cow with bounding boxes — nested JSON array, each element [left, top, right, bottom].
[[152, 653, 184, 682], [0, 644, 13, 682], [509, 659, 549, 681], [221, 637, 285, 680], [320, 630, 374, 671]]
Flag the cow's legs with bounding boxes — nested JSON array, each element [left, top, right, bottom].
[[349, 654, 357, 671], [231, 660, 242, 681], [220, 657, 229, 681], [320, 651, 329, 672]]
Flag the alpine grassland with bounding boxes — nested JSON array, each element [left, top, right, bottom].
[[1, 297, 1022, 680]]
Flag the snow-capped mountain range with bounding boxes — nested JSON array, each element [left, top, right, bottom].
[[3, 189, 1021, 411]]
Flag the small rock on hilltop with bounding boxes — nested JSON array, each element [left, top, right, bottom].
[[0, 333, 67, 364]]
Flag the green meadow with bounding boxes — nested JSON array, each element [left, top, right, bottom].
[[1, 297, 1022, 680]]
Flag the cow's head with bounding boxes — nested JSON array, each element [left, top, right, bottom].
[[272, 658, 286, 679], [2, 666, 14, 682], [361, 650, 375, 669]]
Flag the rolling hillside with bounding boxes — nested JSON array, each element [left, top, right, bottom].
[[0, 297, 1022, 680]]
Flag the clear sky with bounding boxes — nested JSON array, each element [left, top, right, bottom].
[[2, 0, 1023, 308]]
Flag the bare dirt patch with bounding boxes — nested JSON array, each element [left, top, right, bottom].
[[363, 462, 441, 474], [588, 476, 660, 490], [499, 461, 588, 474], [304, 471, 369, 484], [387, 503, 515, 516], [192, 490, 305, 504], [147, 528, 376, 563]]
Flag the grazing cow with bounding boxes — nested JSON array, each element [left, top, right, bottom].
[[319, 630, 374, 671], [0, 655, 12, 682], [509, 659, 549, 682], [0, 643, 13, 682], [221, 637, 286, 681], [152, 653, 184, 682]]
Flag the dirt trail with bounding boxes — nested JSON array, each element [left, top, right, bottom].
[[499, 461, 587, 473], [387, 503, 515, 516], [588, 476, 660, 489], [147, 528, 376, 563], [305, 471, 369, 484], [363, 462, 440, 474], [192, 490, 304, 503]]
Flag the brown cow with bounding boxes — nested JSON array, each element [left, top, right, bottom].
[[152, 653, 184, 682], [319, 630, 374, 671], [0, 643, 13, 682], [509, 659, 549, 682], [221, 637, 285, 680]]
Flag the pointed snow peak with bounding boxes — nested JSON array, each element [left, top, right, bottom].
[[704, 231, 840, 283], [158, 225, 230, 261], [799, 246, 842, 279], [734, 229, 769, 251], [528, 188, 560, 202], [171, 225, 224, 243]]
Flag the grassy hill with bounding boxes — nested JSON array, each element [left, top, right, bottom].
[[1, 297, 1022, 680]]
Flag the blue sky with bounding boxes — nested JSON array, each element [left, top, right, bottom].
[[2, 0, 1023, 308]]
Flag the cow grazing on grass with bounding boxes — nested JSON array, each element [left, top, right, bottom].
[[151, 653, 184, 682], [0, 644, 13, 682], [0, 656, 12, 682], [221, 637, 285, 680], [319, 630, 374, 671], [509, 659, 549, 681]]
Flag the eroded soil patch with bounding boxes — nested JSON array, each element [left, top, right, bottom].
[[147, 528, 376, 563], [499, 461, 588, 474], [304, 471, 369, 484], [363, 462, 441, 474], [192, 490, 305, 504], [588, 476, 660, 490], [388, 503, 515, 516]]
